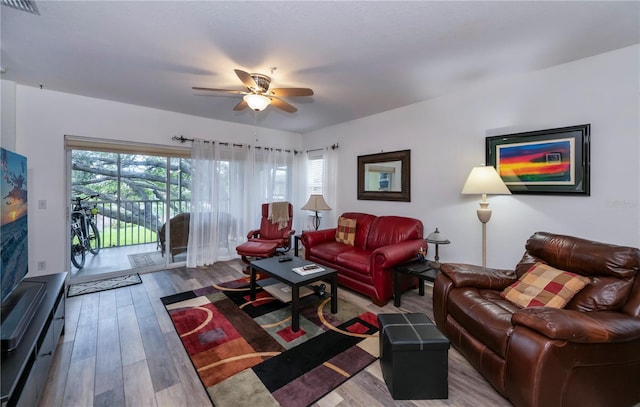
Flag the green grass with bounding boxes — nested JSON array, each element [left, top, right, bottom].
[[100, 225, 158, 247]]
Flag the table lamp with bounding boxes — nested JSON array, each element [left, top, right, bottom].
[[425, 228, 450, 269], [461, 165, 511, 267], [301, 194, 332, 230]]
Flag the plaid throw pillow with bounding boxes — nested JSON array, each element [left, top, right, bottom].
[[335, 217, 357, 246], [501, 263, 590, 309]]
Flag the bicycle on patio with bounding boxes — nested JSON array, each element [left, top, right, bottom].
[[70, 194, 101, 269]]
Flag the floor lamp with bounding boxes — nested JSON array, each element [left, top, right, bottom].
[[461, 166, 511, 267], [301, 194, 332, 230]]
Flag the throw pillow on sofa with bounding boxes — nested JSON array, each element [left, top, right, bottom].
[[335, 216, 357, 246], [501, 262, 590, 308]]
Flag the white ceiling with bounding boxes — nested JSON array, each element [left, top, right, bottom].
[[1, 1, 638, 134]]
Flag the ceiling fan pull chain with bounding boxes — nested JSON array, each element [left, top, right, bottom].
[[254, 111, 258, 142]]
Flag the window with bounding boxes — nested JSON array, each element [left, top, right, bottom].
[[253, 148, 294, 203], [307, 154, 324, 196]]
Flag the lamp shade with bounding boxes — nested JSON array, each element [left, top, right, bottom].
[[243, 94, 271, 111], [461, 166, 511, 196], [426, 228, 450, 244], [301, 194, 332, 211]]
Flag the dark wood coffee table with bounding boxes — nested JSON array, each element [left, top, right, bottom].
[[249, 257, 338, 332]]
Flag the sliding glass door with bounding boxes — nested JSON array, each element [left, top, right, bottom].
[[68, 146, 190, 280]]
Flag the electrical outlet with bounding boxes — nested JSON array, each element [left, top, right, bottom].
[[37, 261, 46, 271]]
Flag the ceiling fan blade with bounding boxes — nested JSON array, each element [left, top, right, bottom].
[[234, 69, 258, 89], [271, 98, 298, 113], [233, 99, 248, 111], [270, 88, 314, 97], [192, 87, 246, 95]]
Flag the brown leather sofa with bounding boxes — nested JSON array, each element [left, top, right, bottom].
[[301, 212, 425, 306], [433, 231, 640, 407]]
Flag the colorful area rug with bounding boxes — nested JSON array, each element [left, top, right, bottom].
[[161, 277, 380, 407], [67, 273, 142, 297]]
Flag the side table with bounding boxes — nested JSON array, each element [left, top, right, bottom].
[[293, 234, 302, 257], [393, 260, 439, 307]]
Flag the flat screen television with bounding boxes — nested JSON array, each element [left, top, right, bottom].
[[1, 147, 29, 303], [1, 147, 42, 351]]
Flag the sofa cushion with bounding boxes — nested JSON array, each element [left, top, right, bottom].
[[516, 254, 636, 313], [525, 232, 639, 279], [336, 248, 372, 275], [501, 263, 590, 309], [340, 212, 377, 249], [365, 216, 423, 251], [335, 216, 357, 246], [566, 276, 634, 312], [307, 240, 355, 263], [447, 288, 517, 358]]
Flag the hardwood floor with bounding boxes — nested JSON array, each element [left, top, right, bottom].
[[39, 260, 511, 407]]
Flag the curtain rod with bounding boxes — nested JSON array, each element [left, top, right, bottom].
[[172, 135, 299, 154], [306, 143, 339, 153]]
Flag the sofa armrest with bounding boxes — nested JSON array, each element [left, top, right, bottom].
[[440, 263, 516, 290], [512, 307, 640, 343], [301, 228, 337, 248], [371, 239, 425, 268], [247, 229, 260, 239]]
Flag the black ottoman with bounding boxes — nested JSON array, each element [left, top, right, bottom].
[[378, 313, 450, 400]]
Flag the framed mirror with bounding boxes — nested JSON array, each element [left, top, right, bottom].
[[357, 149, 410, 202]]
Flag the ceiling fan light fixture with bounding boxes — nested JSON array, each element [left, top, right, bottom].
[[194, 69, 312, 113], [243, 94, 271, 111]]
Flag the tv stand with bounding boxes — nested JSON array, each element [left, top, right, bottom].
[[0, 273, 66, 407], [1, 282, 46, 351]]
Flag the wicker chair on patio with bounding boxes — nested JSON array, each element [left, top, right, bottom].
[[158, 213, 190, 261], [158, 212, 234, 261]]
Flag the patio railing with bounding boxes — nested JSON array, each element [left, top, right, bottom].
[[86, 199, 190, 248]]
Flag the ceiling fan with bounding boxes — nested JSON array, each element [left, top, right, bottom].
[[193, 69, 313, 113]]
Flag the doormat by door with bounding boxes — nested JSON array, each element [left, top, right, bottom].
[[128, 251, 164, 268], [67, 273, 142, 297]]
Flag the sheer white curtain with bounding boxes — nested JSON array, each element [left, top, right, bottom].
[[295, 147, 339, 232], [187, 139, 252, 267], [293, 153, 308, 233], [322, 146, 339, 227], [187, 141, 296, 267], [250, 148, 295, 226]]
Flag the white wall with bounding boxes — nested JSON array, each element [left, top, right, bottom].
[[302, 45, 640, 269], [15, 88, 301, 276], [1, 80, 17, 150], [14, 45, 640, 275]]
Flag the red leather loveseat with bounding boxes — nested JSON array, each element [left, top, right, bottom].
[[301, 212, 425, 306], [433, 232, 640, 407]]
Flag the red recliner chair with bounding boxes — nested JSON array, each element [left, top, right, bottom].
[[236, 202, 295, 271]]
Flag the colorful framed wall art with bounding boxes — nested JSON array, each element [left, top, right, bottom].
[[486, 124, 590, 195]]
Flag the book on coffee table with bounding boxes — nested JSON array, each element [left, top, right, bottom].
[[292, 264, 325, 275]]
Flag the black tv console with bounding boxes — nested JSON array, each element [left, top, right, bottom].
[[0, 273, 66, 407]]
